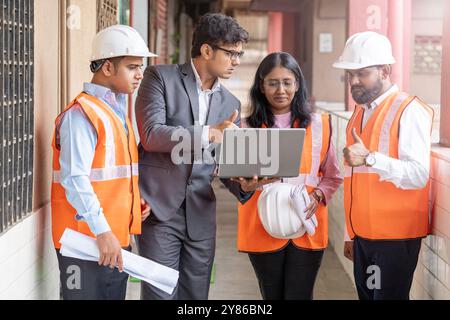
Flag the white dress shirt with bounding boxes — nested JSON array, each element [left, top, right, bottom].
[[190, 59, 221, 147], [364, 85, 432, 189], [344, 84, 433, 241]]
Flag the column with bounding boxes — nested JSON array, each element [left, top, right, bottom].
[[441, 0, 450, 147], [388, 0, 411, 91], [267, 12, 283, 53]]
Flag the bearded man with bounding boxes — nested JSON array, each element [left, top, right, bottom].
[[333, 31, 434, 300]]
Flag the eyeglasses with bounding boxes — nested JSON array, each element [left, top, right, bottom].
[[212, 45, 245, 61], [263, 80, 297, 91]]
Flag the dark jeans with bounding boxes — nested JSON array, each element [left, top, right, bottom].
[[248, 242, 324, 300], [353, 237, 422, 300], [56, 246, 131, 300]]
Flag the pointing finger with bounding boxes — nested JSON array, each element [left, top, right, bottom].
[[228, 110, 239, 124]]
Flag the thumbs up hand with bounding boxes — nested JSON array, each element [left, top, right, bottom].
[[209, 110, 240, 143], [343, 128, 370, 167], [351, 128, 364, 145]]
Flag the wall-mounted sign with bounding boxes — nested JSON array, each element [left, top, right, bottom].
[[319, 33, 333, 53]]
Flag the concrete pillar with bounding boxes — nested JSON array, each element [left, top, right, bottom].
[[34, 0, 63, 208], [388, 0, 411, 91], [66, 0, 98, 99], [441, 0, 450, 147], [267, 12, 283, 53]]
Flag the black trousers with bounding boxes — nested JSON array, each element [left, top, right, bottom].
[[56, 247, 130, 300], [248, 242, 324, 300], [353, 237, 422, 300]]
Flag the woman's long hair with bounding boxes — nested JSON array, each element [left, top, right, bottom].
[[247, 52, 313, 129]]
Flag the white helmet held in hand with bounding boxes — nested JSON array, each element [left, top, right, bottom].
[[90, 24, 157, 62], [333, 31, 396, 70], [257, 184, 318, 239]]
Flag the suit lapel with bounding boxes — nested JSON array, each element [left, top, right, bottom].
[[180, 63, 200, 123]]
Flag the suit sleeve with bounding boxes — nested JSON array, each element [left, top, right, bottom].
[[135, 66, 202, 154]]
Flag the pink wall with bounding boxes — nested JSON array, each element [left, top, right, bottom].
[[441, 0, 450, 147], [267, 12, 283, 53], [388, 0, 411, 92], [347, 0, 388, 35], [346, 0, 411, 110], [346, 0, 388, 110]]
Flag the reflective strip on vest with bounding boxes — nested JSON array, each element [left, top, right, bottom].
[[344, 93, 411, 179], [78, 96, 116, 168], [53, 163, 139, 183], [282, 113, 323, 188], [282, 174, 321, 187], [378, 93, 409, 155], [310, 113, 323, 177], [343, 165, 377, 178]]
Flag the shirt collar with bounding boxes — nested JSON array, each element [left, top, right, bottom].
[[190, 59, 221, 93], [364, 84, 399, 110], [83, 82, 127, 112]]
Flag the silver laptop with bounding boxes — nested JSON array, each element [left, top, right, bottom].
[[217, 128, 306, 178]]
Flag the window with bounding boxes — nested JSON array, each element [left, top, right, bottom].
[[97, 0, 118, 32], [414, 35, 442, 74], [118, 0, 130, 25], [0, 0, 34, 233]]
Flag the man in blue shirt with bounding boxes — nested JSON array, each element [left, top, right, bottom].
[[52, 25, 155, 300]]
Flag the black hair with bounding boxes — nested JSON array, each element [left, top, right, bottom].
[[90, 56, 125, 73], [247, 52, 313, 129], [191, 13, 249, 58]]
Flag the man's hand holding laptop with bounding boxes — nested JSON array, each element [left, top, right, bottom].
[[231, 176, 280, 192]]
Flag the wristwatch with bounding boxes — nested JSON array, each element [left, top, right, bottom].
[[365, 152, 376, 167]]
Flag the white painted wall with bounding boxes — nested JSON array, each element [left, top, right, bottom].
[[0, 205, 59, 300]]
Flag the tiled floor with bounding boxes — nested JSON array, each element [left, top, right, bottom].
[[126, 179, 357, 300]]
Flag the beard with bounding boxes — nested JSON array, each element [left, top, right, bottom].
[[351, 79, 383, 105]]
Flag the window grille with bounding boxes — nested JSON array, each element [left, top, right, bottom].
[[97, 0, 118, 32], [0, 0, 34, 233]]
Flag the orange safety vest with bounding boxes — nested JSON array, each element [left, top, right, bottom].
[[344, 92, 434, 240], [51, 92, 142, 249], [237, 113, 331, 253]]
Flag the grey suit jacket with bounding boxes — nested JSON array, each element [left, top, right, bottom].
[[135, 62, 248, 240]]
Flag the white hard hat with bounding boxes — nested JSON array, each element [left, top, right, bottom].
[[333, 31, 396, 70], [257, 184, 318, 239], [90, 24, 157, 62]]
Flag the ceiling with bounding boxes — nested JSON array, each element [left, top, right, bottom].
[[249, 0, 310, 12]]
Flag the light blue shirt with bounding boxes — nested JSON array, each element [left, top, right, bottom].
[[58, 83, 128, 235]]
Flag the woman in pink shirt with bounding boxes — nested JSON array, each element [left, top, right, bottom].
[[237, 52, 343, 300]]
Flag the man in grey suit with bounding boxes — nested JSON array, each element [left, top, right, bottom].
[[135, 13, 251, 300]]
